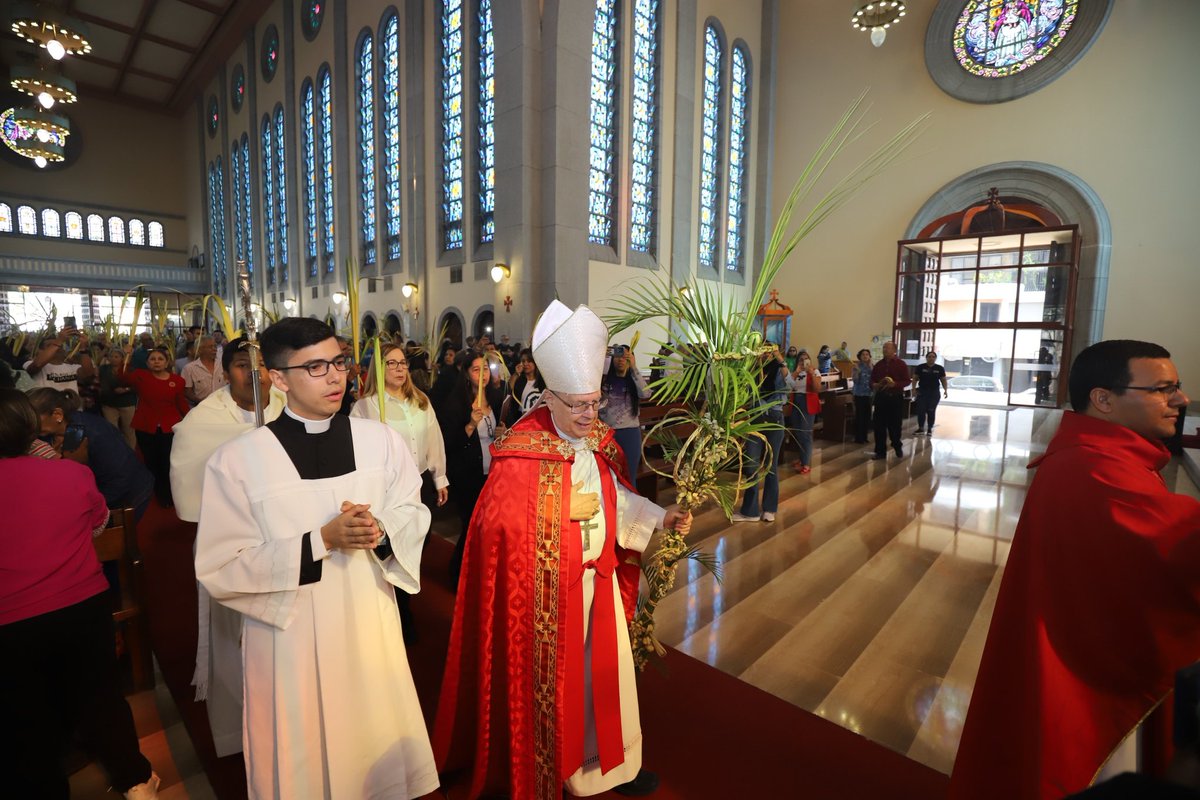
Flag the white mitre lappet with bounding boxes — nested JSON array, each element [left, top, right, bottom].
[[531, 299, 608, 394]]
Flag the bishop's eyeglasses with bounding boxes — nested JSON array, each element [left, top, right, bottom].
[[276, 355, 354, 378], [548, 390, 608, 415]]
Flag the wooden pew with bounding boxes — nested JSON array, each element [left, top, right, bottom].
[[92, 508, 155, 693]]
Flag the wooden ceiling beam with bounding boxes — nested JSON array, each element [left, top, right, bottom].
[[114, 0, 161, 94], [167, 0, 275, 114], [74, 81, 176, 116], [73, 11, 197, 54], [74, 52, 176, 84], [171, 0, 226, 14]]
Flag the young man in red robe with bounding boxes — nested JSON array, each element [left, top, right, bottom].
[[433, 300, 691, 799], [951, 339, 1200, 799]]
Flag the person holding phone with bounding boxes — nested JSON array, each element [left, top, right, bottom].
[[600, 344, 651, 481], [24, 326, 96, 394]]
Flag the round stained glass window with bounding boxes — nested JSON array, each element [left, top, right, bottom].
[[231, 65, 245, 112], [301, 0, 325, 42], [207, 95, 219, 137], [262, 24, 279, 82], [953, 0, 1078, 78]]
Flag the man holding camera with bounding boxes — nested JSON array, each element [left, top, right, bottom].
[[25, 325, 95, 395]]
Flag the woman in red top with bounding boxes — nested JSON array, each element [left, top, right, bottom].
[[121, 346, 188, 507], [0, 388, 160, 799]]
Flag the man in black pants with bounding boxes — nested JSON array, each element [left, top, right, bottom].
[[871, 341, 911, 459]]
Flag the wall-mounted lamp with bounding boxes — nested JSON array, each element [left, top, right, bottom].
[[331, 291, 348, 304], [401, 282, 418, 298], [490, 263, 511, 284], [283, 298, 297, 311]]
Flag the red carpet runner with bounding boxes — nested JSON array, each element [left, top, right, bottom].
[[137, 500, 948, 799]]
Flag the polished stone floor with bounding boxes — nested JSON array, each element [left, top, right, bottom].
[[652, 404, 1199, 775]]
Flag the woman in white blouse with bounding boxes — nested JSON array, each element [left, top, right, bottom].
[[351, 342, 449, 508]]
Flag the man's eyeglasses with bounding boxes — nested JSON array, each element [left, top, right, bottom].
[[548, 390, 607, 415], [275, 355, 353, 378], [1115, 382, 1184, 398], [384, 359, 408, 370]]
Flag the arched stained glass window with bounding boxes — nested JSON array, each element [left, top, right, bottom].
[[231, 144, 245, 265], [587, 0, 620, 247], [275, 106, 289, 283], [630, 0, 661, 255], [0, 203, 10, 232], [440, 0, 464, 251], [128, 218, 145, 245], [318, 67, 334, 274], [108, 216, 125, 244], [17, 205, 36, 235], [87, 213, 104, 241], [477, 0, 495, 245], [148, 221, 164, 248], [380, 12, 401, 261], [209, 160, 227, 290], [262, 116, 276, 285], [241, 134, 254, 280], [356, 32, 377, 266], [724, 44, 750, 274], [41, 208, 61, 237], [697, 24, 725, 271], [65, 211, 82, 239], [301, 80, 318, 278], [954, 0, 1078, 78]]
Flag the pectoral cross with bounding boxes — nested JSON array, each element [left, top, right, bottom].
[[580, 517, 599, 551]]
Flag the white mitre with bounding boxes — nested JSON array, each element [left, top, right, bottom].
[[531, 299, 608, 394]]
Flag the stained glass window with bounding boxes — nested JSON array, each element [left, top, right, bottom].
[[241, 134, 254, 280], [476, 0, 495, 245], [209, 160, 227, 291], [41, 208, 61, 237], [108, 216, 125, 244], [356, 32, 377, 266], [87, 213, 104, 241], [17, 205, 36, 235], [262, 24, 280, 82], [630, 0, 661, 254], [587, 0, 620, 247], [0, 203, 10, 232], [231, 144, 244, 266], [302, 0, 325, 41], [275, 106, 289, 283], [697, 24, 724, 270], [725, 44, 750, 273], [301, 80, 318, 278], [65, 211, 81, 239], [148, 221, 164, 248], [262, 116, 275, 285], [318, 67, 334, 274], [381, 12, 401, 261], [128, 218, 145, 245], [207, 95, 219, 137], [440, 0, 464, 251], [231, 65, 245, 112], [954, 0, 1077, 78]]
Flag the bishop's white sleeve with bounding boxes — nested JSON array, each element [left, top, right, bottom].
[[613, 477, 666, 554], [371, 427, 434, 594], [194, 450, 308, 631], [424, 406, 450, 490]]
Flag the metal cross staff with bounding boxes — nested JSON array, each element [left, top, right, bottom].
[[236, 262, 265, 427]]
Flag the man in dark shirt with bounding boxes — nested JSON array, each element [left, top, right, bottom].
[[912, 350, 948, 435], [870, 341, 911, 459]]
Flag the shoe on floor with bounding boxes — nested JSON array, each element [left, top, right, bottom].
[[730, 512, 758, 522], [799, 466, 811, 475], [894, 447, 904, 458], [791, 460, 804, 471], [124, 772, 160, 800], [613, 770, 660, 797], [913, 429, 925, 436], [761, 512, 775, 522]]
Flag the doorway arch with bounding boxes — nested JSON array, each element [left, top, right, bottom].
[[438, 308, 465, 349], [906, 161, 1110, 366], [472, 306, 495, 341]]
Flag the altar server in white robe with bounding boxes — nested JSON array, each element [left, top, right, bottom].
[[169, 336, 285, 757], [195, 317, 438, 800]]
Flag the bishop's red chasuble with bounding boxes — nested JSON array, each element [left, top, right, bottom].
[[433, 407, 643, 799], [950, 412, 1200, 799]]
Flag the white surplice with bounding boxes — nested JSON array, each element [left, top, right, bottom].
[[195, 411, 438, 799], [555, 424, 665, 797]]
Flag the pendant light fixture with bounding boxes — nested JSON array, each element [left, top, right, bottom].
[[9, 3, 92, 60]]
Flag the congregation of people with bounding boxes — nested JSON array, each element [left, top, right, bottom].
[[2, 310, 1197, 800]]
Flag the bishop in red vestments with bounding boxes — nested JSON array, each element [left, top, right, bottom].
[[433, 301, 690, 799], [950, 340, 1200, 799]]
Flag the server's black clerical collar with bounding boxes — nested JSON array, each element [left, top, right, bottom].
[[267, 406, 355, 479]]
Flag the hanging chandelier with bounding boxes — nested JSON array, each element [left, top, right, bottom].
[[9, 2, 92, 60], [10, 64, 77, 108], [13, 107, 70, 142], [0, 106, 68, 167], [851, 1, 906, 48]]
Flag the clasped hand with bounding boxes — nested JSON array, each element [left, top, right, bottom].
[[320, 501, 381, 551]]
